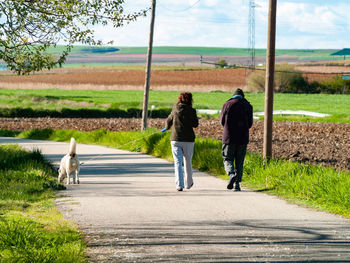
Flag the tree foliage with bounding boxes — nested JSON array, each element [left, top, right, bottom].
[[215, 57, 228, 68], [247, 64, 350, 94], [247, 64, 308, 93], [0, 0, 149, 74]]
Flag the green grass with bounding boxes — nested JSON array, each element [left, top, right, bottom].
[[243, 156, 350, 216], [0, 89, 349, 122], [11, 128, 350, 219], [0, 145, 86, 262], [45, 45, 340, 61]]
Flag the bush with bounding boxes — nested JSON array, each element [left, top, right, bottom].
[[274, 64, 298, 91], [247, 70, 265, 92], [0, 107, 172, 118], [18, 128, 54, 140], [149, 108, 171, 118], [321, 77, 350, 94], [215, 58, 228, 68], [247, 64, 324, 94], [279, 74, 321, 93], [0, 129, 20, 137]]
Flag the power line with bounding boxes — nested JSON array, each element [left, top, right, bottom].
[[158, 0, 201, 12], [200, 58, 350, 75], [157, 16, 245, 25]]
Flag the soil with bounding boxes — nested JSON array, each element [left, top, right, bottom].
[[1, 117, 349, 172], [2, 64, 349, 92], [0, 68, 248, 90]]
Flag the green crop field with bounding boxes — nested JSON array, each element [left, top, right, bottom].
[[44, 45, 339, 60], [0, 89, 349, 122]]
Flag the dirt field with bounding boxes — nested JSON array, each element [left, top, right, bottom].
[[0, 68, 248, 92], [1, 65, 348, 92], [64, 53, 312, 66], [1, 117, 349, 172]]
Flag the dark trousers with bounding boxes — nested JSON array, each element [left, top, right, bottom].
[[222, 144, 247, 182]]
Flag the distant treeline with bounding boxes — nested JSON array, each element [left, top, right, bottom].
[[80, 47, 120, 53]]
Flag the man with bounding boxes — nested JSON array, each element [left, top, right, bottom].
[[220, 88, 253, 191]]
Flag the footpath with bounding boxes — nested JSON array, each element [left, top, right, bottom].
[[1, 137, 350, 262]]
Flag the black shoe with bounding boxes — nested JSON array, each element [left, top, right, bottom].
[[234, 182, 241, 191], [177, 188, 183, 191], [227, 173, 236, 190], [186, 182, 194, 189]]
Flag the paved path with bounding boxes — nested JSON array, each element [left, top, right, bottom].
[[2, 137, 350, 262]]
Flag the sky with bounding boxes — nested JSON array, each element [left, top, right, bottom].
[[93, 0, 350, 49]]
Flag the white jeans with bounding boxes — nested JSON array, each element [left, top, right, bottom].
[[171, 141, 194, 189]]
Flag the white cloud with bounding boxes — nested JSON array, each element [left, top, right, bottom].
[[277, 3, 339, 33], [91, 0, 350, 49], [273, 1, 350, 48], [203, 0, 220, 7]]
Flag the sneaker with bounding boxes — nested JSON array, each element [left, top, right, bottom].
[[227, 173, 236, 190], [234, 182, 241, 191], [177, 188, 183, 192], [186, 182, 194, 189]]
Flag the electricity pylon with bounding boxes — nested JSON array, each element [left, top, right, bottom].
[[248, 0, 256, 68]]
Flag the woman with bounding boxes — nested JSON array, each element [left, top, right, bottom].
[[165, 92, 199, 191]]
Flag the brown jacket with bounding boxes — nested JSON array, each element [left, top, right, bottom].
[[166, 103, 199, 142]]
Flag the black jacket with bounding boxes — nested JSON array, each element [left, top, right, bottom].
[[166, 103, 199, 142], [220, 97, 253, 145]]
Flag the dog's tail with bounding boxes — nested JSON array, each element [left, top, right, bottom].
[[69, 137, 77, 157]]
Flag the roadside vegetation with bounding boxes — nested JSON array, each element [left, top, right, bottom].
[[0, 89, 349, 122], [247, 64, 350, 94], [0, 144, 86, 262], [5, 128, 350, 219]]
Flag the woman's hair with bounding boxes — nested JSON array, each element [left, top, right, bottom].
[[177, 92, 193, 106]]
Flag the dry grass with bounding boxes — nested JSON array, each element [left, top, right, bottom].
[[0, 82, 245, 92]]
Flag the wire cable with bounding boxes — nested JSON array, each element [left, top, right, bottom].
[[200, 58, 350, 75], [158, 0, 201, 12]]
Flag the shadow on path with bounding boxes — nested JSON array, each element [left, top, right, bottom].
[[85, 219, 350, 262]]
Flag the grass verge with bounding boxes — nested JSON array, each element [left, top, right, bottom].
[[9, 128, 350, 219], [0, 144, 86, 263]]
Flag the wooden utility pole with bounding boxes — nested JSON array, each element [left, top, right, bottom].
[[263, 0, 277, 159], [141, 0, 156, 131]]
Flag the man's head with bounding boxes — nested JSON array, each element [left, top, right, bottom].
[[233, 88, 245, 98]]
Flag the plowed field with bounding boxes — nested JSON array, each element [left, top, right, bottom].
[[1, 117, 349, 172], [1, 66, 346, 91], [0, 69, 248, 91]]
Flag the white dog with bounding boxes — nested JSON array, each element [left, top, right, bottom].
[[58, 138, 80, 184]]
